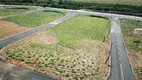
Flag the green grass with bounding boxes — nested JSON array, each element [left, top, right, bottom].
[[2, 11, 64, 28], [121, 19, 142, 79], [49, 16, 109, 49], [121, 20, 142, 52], [0, 8, 30, 16], [4, 16, 109, 80]]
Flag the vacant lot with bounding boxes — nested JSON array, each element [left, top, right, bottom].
[[2, 11, 64, 28], [0, 8, 30, 16], [2, 16, 109, 80], [0, 11, 64, 39], [121, 19, 142, 80]]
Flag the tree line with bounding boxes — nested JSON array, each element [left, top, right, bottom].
[[0, 0, 142, 16]]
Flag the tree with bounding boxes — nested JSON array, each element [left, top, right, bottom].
[[47, 0, 54, 4], [58, 0, 62, 4]]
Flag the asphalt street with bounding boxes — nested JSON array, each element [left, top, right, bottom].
[[107, 17, 135, 80], [1, 5, 142, 20], [44, 7, 142, 20], [0, 60, 57, 80]]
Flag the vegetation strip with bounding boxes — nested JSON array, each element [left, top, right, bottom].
[[0, 7, 30, 16], [121, 19, 142, 80], [2, 11, 64, 28]]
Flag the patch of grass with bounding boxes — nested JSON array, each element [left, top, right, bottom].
[[121, 19, 142, 52], [2, 11, 64, 28], [0, 8, 29, 16], [0, 30, 5, 39], [4, 16, 109, 80], [50, 16, 109, 49], [121, 19, 142, 79]]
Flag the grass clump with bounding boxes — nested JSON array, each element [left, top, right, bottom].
[[0, 8, 30, 16], [2, 11, 64, 28], [50, 16, 109, 49], [121, 19, 142, 52]]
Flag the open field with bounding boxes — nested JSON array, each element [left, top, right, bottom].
[[0, 11, 64, 39], [121, 19, 142, 80], [0, 8, 32, 16], [2, 11, 64, 28], [1, 16, 109, 80]]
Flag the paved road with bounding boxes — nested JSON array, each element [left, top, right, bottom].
[[107, 17, 135, 80], [0, 11, 76, 49], [1, 5, 142, 20], [44, 7, 142, 21], [0, 60, 57, 80]]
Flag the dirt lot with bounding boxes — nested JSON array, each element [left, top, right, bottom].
[[0, 20, 30, 39]]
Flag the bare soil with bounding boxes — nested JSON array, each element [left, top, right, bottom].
[[30, 31, 58, 44], [0, 20, 30, 39]]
